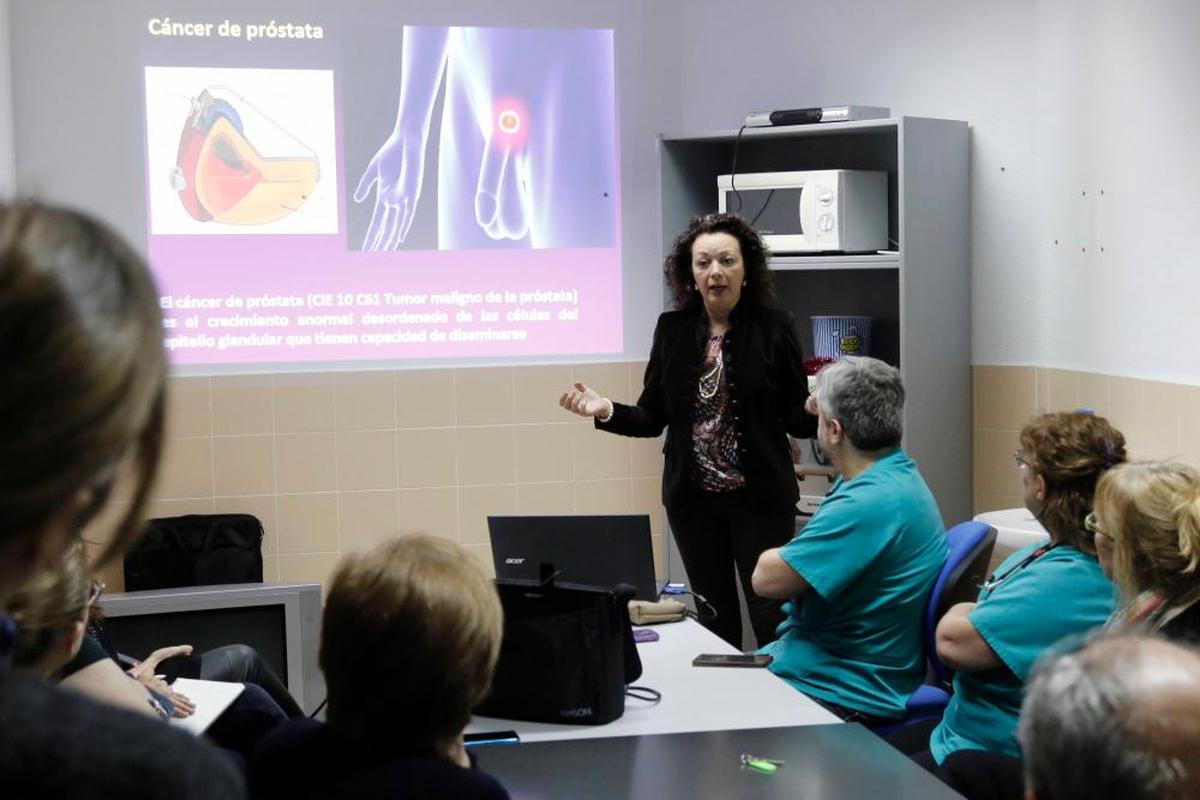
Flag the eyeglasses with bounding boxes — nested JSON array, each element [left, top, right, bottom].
[[1012, 450, 1033, 469], [87, 578, 105, 606], [1084, 511, 1114, 541]]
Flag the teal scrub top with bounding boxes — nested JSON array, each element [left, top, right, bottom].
[[761, 448, 947, 719], [929, 542, 1115, 763]]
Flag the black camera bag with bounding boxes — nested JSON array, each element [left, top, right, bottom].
[[476, 577, 642, 725], [124, 513, 264, 590]]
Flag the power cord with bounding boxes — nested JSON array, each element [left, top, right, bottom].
[[810, 437, 831, 467], [729, 124, 749, 214], [677, 589, 718, 622], [625, 686, 662, 703], [748, 189, 775, 227], [728, 125, 773, 227]]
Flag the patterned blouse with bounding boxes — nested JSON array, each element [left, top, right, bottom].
[[691, 334, 745, 492]]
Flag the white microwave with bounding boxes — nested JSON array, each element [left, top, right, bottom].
[[717, 169, 888, 253]]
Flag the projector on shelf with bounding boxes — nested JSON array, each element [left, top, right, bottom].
[[744, 106, 890, 127]]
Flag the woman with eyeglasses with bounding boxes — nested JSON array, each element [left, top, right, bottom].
[[1092, 461, 1200, 644], [887, 412, 1125, 799], [7, 543, 98, 678]]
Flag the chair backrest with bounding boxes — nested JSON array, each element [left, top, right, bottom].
[[924, 521, 997, 684]]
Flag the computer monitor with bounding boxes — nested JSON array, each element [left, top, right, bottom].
[[488, 514, 660, 601], [99, 582, 324, 715]]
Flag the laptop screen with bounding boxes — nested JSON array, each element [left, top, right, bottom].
[[487, 514, 658, 601]]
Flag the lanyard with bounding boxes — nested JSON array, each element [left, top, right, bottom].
[[981, 541, 1062, 593]]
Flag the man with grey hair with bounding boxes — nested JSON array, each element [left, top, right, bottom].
[[752, 357, 947, 724], [1020, 634, 1200, 800]]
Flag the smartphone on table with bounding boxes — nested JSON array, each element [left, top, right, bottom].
[[692, 653, 773, 668], [464, 730, 520, 746]]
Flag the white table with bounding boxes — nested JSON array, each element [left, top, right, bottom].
[[468, 618, 839, 742], [974, 507, 1050, 560]]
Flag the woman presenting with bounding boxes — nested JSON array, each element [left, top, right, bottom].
[[561, 213, 815, 648]]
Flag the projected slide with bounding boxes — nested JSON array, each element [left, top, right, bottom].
[[141, 16, 621, 367]]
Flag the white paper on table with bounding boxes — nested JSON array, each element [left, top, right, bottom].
[[167, 678, 245, 735]]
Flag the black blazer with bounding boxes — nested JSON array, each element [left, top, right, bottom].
[[598, 303, 817, 513]]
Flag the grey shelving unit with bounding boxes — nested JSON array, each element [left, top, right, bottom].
[[658, 117, 970, 524]]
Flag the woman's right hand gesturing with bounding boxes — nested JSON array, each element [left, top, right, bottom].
[[559, 382, 610, 418]]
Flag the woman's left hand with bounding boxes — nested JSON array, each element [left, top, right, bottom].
[[128, 644, 193, 680]]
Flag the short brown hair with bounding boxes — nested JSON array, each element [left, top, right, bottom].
[[1095, 461, 1200, 604], [319, 535, 503, 754], [0, 202, 167, 569], [1020, 412, 1126, 552]]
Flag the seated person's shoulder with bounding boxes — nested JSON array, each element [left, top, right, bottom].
[[54, 632, 109, 680], [250, 720, 509, 800], [251, 717, 328, 774], [0, 670, 244, 799]]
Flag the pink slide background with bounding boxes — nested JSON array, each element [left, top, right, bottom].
[[149, 234, 623, 364]]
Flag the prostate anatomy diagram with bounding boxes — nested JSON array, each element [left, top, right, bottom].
[[172, 87, 321, 226]]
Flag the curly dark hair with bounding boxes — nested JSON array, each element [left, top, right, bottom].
[[1020, 412, 1127, 553], [663, 213, 774, 311]]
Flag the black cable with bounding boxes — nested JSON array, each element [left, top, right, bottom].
[[680, 589, 717, 620], [810, 437, 831, 467], [625, 686, 662, 703], [748, 188, 775, 227], [729, 125, 749, 214], [309, 697, 327, 719]]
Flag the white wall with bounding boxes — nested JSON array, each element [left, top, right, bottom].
[[1028, 0, 1200, 384], [0, 0, 16, 197], [674, 0, 1200, 384]]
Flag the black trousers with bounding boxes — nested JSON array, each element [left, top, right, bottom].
[[201, 644, 305, 718], [885, 718, 1025, 800], [667, 489, 795, 649]]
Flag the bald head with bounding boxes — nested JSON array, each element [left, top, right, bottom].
[[1020, 634, 1200, 800]]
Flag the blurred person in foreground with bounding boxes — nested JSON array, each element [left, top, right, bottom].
[[1020, 633, 1200, 800], [0, 201, 243, 796]]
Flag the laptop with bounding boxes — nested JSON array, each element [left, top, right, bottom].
[[488, 514, 661, 601]]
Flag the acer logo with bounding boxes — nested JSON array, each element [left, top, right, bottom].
[[504, 557, 526, 565]]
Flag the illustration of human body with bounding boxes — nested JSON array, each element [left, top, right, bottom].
[[355, 26, 616, 250]]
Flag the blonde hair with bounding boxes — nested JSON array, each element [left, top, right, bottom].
[[1020, 412, 1127, 553], [7, 541, 90, 668], [319, 534, 503, 755], [1094, 461, 1200, 603]]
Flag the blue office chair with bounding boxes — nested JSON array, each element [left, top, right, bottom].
[[874, 520, 997, 734]]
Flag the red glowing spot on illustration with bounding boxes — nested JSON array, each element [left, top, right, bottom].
[[491, 96, 529, 149], [498, 109, 521, 134]]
